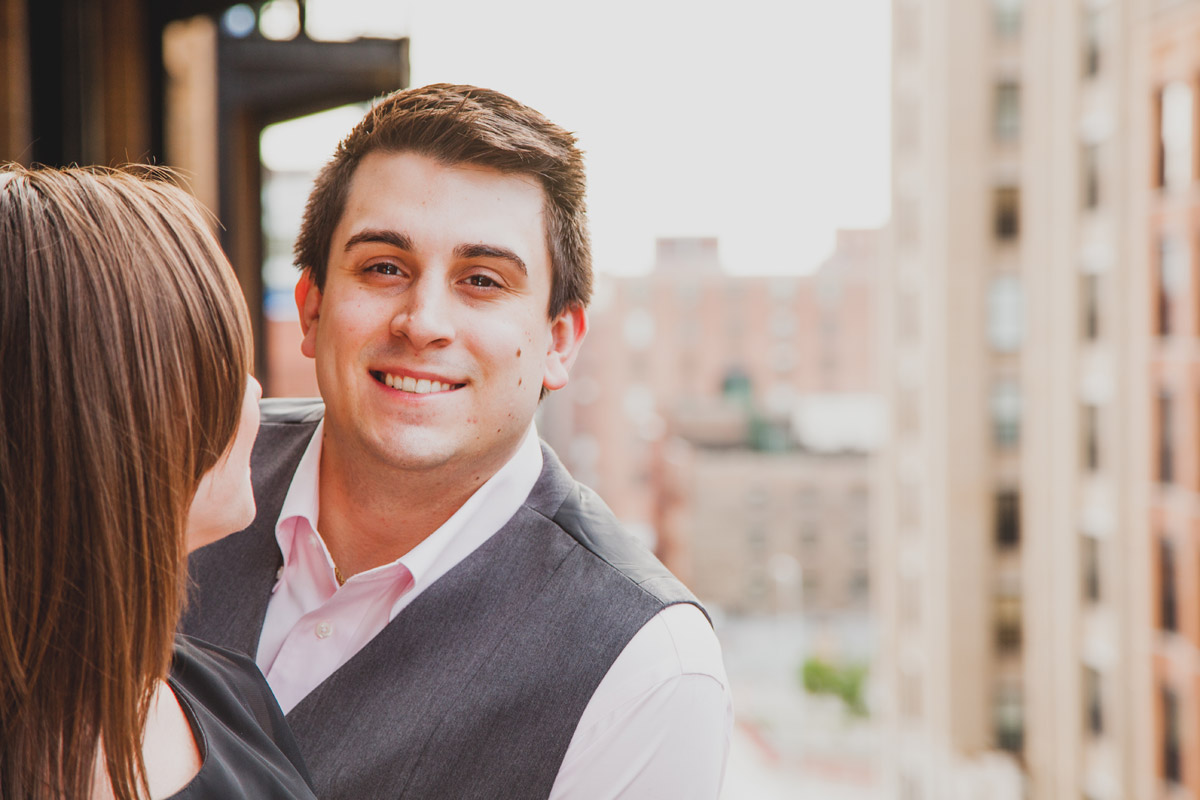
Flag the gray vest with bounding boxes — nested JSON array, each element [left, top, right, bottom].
[[181, 400, 705, 800]]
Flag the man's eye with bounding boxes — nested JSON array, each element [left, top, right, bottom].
[[368, 262, 402, 276], [464, 274, 500, 288]]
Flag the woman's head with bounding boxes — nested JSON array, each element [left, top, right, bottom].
[[0, 165, 253, 799]]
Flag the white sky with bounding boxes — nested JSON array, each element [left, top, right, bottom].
[[260, 0, 891, 276]]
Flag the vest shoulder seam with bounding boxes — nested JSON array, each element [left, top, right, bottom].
[[523, 490, 697, 614]]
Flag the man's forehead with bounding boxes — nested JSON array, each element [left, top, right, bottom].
[[331, 151, 552, 270], [348, 150, 545, 202]]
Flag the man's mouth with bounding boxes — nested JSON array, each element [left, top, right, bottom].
[[370, 370, 464, 395]]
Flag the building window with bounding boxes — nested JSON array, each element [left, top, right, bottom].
[[900, 774, 923, 800], [994, 187, 1020, 240], [995, 592, 1022, 654], [896, 96, 920, 154], [800, 523, 819, 550], [896, 196, 920, 250], [1163, 687, 1182, 783], [1160, 538, 1178, 632], [745, 488, 769, 510], [994, 82, 1020, 142], [745, 572, 770, 608], [1156, 261, 1171, 336], [987, 275, 1024, 352], [990, 379, 1021, 448], [622, 307, 655, 350], [747, 527, 768, 554], [847, 485, 869, 510], [1082, 403, 1101, 472], [900, 672, 922, 720], [996, 490, 1020, 548], [898, 288, 921, 341], [797, 487, 819, 515], [1158, 391, 1175, 484], [770, 311, 795, 340], [898, 388, 921, 434], [1082, 274, 1101, 340], [770, 342, 795, 375], [722, 367, 752, 401], [1083, 536, 1101, 603], [896, 5, 921, 55], [676, 282, 701, 307], [993, 0, 1022, 37], [1161, 82, 1194, 193], [851, 526, 869, 553], [901, 575, 921, 627], [1085, 667, 1104, 736], [848, 571, 870, 603], [1083, 7, 1102, 78], [994, 684, 1024, 753], [1083, 143, 1101, 209], [802, 570, 822, 606], [1157, 235, 1186, 337], [899, 483, 920, 528]]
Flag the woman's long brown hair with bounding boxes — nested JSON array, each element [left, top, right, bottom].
[[0, 165, 252, 799]]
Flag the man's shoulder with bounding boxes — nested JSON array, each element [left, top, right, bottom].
[[247, 399, 322, 489], [259, 397, 325, 425], [530, 443, 709, 624]]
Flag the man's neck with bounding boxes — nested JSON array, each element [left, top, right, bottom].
[[313, 438, 515, 579]]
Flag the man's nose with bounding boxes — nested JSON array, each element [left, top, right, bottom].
[[389, 279, 455, 349]]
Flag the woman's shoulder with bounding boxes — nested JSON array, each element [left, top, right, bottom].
[[169, 635, 316, 799], [174, 635, 263, 688], [173, 635, 276, 724]]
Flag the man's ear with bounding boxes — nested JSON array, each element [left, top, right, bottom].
[[543, 305, 588, 392], [295, 273, 323, 360]]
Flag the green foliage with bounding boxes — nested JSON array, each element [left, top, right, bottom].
[[800, 657, 869, 717]]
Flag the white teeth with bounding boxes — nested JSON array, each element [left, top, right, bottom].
[[384, 373, 456, 394]]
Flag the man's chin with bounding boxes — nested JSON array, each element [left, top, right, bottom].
[[358, 430, 459, 474]]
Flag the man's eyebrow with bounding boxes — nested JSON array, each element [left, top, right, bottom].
[[454, 243, 527, 275], [343, 229, 414, 252]]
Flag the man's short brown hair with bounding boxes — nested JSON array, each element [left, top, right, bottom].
[[294, 83, 592, 318]]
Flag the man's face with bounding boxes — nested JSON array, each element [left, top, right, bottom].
[[297, 151, 585, 480]]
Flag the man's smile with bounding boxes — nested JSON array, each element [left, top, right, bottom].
[[369, 369, 466, 395]]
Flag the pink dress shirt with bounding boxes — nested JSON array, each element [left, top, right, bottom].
[[255, 421, 733, 799]]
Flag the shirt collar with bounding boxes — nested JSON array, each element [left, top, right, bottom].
[[273, 419, 543, 591], [274, 418, 325, 569], [397, 424, 542, 594]]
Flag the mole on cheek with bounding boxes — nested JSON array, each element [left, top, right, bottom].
[[516, 348, 522, 358]]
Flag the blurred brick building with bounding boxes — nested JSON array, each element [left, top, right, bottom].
[[539, 231, 881, 617]]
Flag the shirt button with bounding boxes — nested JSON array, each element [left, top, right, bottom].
[[275, 566, 284, 580], [315, 621, 334, 639]]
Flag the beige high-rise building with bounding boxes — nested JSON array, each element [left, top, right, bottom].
[[878, 1, 1154, 798], [1144, 4, 1200, 797]]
